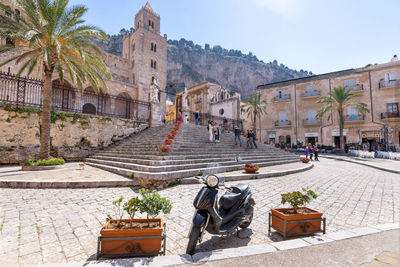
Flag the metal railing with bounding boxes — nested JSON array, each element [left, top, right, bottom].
[[344, 114, 365, 122], [379, 79, 400, 89], [274, 120, 291, 127], [302, 90, 321, 98], [381, 112, 400, 119], [303, 118, 322, 126], [188, 112, 244, 131], [273, 94, 291, 102], [0, 71, 151, 121]]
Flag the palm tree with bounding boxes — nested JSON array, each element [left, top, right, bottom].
[[242, 92, 267, 139], [316, 86, 369, 153], [0, 0, 111, 159]]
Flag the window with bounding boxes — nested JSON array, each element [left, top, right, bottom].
[[306, 85, 315, 92], [385, 73, 395, 82], [278, 111, 287, 121], [151, 43, 154, 51], [151, 21, 154, 29], [131, 60, 135, 69], [154, 44, 157, 52], [307, 110, 316, 122], [153, 61, 156, 69], [278, 90, 284, 99], [344, 79, 355, 91], [347, 107, 358, 120], [148, 20, 151, 26], [150, 59, 153, 68], [132, 43, 135, 52], [219, 108, 224, 115], [388, 103, 398, 113], [151, 76, 155, 83]]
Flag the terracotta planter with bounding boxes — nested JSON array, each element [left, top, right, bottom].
[[243, 167, 259, 173], [167, 134, 175, 139], [164, 140, 172, 145], [264, 141, 268, 144], [301, 158, 310, 163], [160, 146, 170, 153], [270, 207, 322, 236], [100, 218, 163, 256]]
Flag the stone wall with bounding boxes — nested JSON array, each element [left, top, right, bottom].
[[0, 109, 148, 164]]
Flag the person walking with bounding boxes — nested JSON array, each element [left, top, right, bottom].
[[215, 123, 220, 142], [309, 144, 314, 160], [314, 145, 319, 161], [305, 145, 309, 159], [209, 121, 215, 143], [234, 126, 242, 147], [195, 113, 199, 125], [251, 130, 258, 149]]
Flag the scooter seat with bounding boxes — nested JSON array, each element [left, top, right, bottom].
[[220, 192, 241, 211], [231, 184, 249, 194]]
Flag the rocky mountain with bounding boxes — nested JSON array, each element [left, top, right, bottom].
[[96, 31, 312, 99]]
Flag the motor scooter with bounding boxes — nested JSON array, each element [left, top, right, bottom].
[[186, 169, 255, 255]]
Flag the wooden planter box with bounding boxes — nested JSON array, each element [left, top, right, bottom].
[[243, 167, 259, 173], [269, 208, 325, 239], [97, 218, 166, 259]]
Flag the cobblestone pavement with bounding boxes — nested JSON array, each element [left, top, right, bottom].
[[0, 158, 399, 266]]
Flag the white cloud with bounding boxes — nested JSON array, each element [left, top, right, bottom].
[[253, 0, 305, 18]]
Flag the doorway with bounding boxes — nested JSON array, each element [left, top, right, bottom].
[[334, 136, 347, 148], [306, 137, 318, 146]]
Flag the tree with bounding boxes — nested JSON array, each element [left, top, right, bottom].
[[0, 0, 110, 159], [242, 92, 267, 139], [204, 43, 210, 50], [316, 86, 369, 153]]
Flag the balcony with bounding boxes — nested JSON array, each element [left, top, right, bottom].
[[275, 120, 291, 128], [303, 118, 322, 126], [379, 79, 400, 89], [344, 114, 365, 123], [381, 112, 400, 120], [346, 84, 364, 92], [273, 94, 291, 102], [302, 90, 321, 99]]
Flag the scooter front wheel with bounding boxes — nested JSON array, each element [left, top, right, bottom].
[[186, 225, 201, 255]]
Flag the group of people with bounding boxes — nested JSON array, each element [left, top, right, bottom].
[[233, 127, 257, 149], [305, 144, 319, 161], [208, 121, 221, 143]]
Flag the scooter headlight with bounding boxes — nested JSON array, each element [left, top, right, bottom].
[[206, 175, 219, 188]]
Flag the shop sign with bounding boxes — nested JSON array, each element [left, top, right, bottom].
[[305, 132, 318, 137], [332, 129, 348, 136]]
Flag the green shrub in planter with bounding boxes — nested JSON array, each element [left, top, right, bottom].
[[138, 188, 172, 226], [281, 188, 318, 214], [25, 158, 65, 166]]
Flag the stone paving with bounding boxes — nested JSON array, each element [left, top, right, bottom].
[[0, 163, 131, 182], [0, 158, 399, 266]]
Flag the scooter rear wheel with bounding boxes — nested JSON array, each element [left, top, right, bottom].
[[186, 226, 201, 255], [239, 206, 254, 229]]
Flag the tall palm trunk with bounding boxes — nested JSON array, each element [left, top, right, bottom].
[[253, 110, 257, 137], [338, 109, 345, 154], [39, 69, 53, 159]]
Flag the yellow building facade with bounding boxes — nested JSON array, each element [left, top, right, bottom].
[[256, 61, 400, 150]]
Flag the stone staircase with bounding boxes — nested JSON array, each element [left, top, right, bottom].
[[85, 124, 299, 187]]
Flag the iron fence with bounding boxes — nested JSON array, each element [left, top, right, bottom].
[[186, 112, 243, 131], [0, 71, 151, 121]]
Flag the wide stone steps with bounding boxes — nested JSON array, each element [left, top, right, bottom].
[[85, 124, 300, 187], [85, 154, 295, 173], [86, 158, 299, 180]]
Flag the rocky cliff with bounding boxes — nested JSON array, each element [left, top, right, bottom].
[[96, 32, 312, 99]]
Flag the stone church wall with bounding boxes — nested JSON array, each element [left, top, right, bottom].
[[0, 108, 148, 164]]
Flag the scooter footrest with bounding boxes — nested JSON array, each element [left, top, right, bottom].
[[220, 217, 245, 232]]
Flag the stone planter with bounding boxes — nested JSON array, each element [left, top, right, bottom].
[[98, 218, 165, 259], [269, 207, 325, 239], [21, 165, 63, 171]]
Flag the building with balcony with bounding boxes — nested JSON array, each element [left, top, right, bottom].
[[256, 60, 400, 150]]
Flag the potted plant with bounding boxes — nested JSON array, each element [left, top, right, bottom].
[[159, 145, 170, 153], [264, 141, 269, 144], [301, 158, 310, 163], [171, 129, 177, 135], [167, 133, 175, 139], [243, 163, 259, 173], [285, 148, 291, 152], [164, 139, 173, 145], [270, 188, 323, 238], [99, 189, 172, 258]]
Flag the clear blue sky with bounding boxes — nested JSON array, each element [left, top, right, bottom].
[[69, 0, 400, 75]]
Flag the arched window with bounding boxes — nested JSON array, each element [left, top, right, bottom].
[[153, 61, 157, 69], [151, 21, 154, 29], [150, 59, 154, 68], [82, 103, 96, 114], [151, 43, 154, 51], [148, 20, 151, 26], [151, 76, 155, 83], [154, 44, 157, 52]]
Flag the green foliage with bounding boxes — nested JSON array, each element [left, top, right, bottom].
[[123, 197, 140, 227], [168, 179, 182, 187], [129, 173, 134, 179], [110, 196, 124, 226], [242, 92, 267, 132], [5, 117, 11, 123], [50, 111, 67, 123], [281, 188, 318, 213], [25, 158, 65, 166], [138, 188, 172, 222], [71, 113, 85, 124]]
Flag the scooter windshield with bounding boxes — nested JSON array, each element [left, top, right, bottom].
[[203, 163, 226, 186]]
